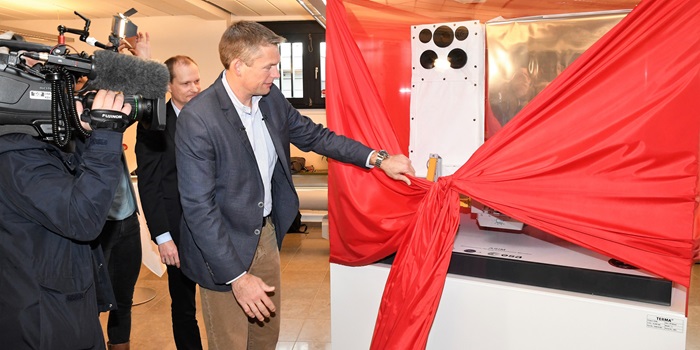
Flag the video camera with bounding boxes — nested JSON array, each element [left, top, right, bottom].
[[0, 9, 167, 147]]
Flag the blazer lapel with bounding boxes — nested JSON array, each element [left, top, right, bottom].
[[213, 79, 256, 161]]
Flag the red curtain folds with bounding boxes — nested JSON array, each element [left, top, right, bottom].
[[326, 0, 700, 349]]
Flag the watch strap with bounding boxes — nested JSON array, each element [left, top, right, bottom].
[[375, 150, 389, 168]]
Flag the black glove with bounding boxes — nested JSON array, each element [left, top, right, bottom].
[[81, 108, 134, 132]]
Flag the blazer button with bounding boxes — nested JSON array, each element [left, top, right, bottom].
[[254, 229, 261, 235], [257, 202, 264, 208]]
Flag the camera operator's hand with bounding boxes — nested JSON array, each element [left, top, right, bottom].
[[78, 90, 133, 132], [120, 32, 151, 59]]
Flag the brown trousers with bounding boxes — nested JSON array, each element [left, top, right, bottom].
[[200, 219, 280, 350]]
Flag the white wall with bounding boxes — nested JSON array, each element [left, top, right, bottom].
[[3, 16, 327, 171], [3, 16, 226, 86]]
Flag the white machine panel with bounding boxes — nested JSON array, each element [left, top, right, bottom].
[[409, 21, 485, 177], [331, 263, 686, 350], [454, 214, 657, 277], [331, 214, 686, 349]]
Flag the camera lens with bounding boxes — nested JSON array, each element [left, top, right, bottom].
[[81, 92, 165, 131]]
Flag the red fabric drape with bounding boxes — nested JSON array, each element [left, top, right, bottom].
[[326, 0, 430, 266], [326, 0, 700, 349]]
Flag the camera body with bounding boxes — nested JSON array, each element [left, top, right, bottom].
[[0, 10, 166, 143], [0, 59, 166, 140], [0, 60, 57, 138]]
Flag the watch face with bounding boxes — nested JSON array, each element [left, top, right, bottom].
[[376, 150, 389, 168]]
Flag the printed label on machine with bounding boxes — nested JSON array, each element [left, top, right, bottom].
[[459, 244, 531, 260], [646, 314, 684, 332]]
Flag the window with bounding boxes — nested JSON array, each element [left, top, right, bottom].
[[278, 41, 305, 98], [262, 21, 326, 109]]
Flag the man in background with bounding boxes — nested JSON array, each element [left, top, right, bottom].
[[135, 55, 203, 349]]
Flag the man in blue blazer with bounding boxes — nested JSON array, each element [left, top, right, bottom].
[[175, 21, 415, 349]]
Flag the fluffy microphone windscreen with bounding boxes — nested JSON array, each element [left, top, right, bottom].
[[87, 49, 169, 99]]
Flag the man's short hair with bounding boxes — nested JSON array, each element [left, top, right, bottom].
[[218, 21, 286, 69], [164, 55, 197, 82]]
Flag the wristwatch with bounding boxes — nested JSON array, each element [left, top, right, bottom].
[[374, 150, 389, 168]]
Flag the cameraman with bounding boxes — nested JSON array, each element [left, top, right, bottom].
[[0, 90, 132, 350]]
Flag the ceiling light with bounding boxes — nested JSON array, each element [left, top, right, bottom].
[[297, 0, 326, 29]]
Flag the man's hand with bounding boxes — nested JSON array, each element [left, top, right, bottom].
[[231, 273, 276, 322], [120, 32, 151, 59], [76, 90, 132, 131], [375, 153, 416, 186], [158, 240, 180, 268]]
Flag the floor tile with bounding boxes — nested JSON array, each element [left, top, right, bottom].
[[297, 318, 331, 342], [279, 318, 305, 342], [292, 342, 333, 350]]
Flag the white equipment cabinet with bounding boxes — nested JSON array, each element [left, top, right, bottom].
[[330, 215, 687, 350]]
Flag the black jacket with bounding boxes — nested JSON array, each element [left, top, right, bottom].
[[0, 131, 121, 350], [135, 101, 183, 244]]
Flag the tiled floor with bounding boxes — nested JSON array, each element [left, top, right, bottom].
[[102, 223, 700, 349], [100, 223, 331, 350]]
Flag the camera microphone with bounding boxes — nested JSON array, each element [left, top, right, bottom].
[[86, 49, 169, 99], [82, 50, 169, 132]]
